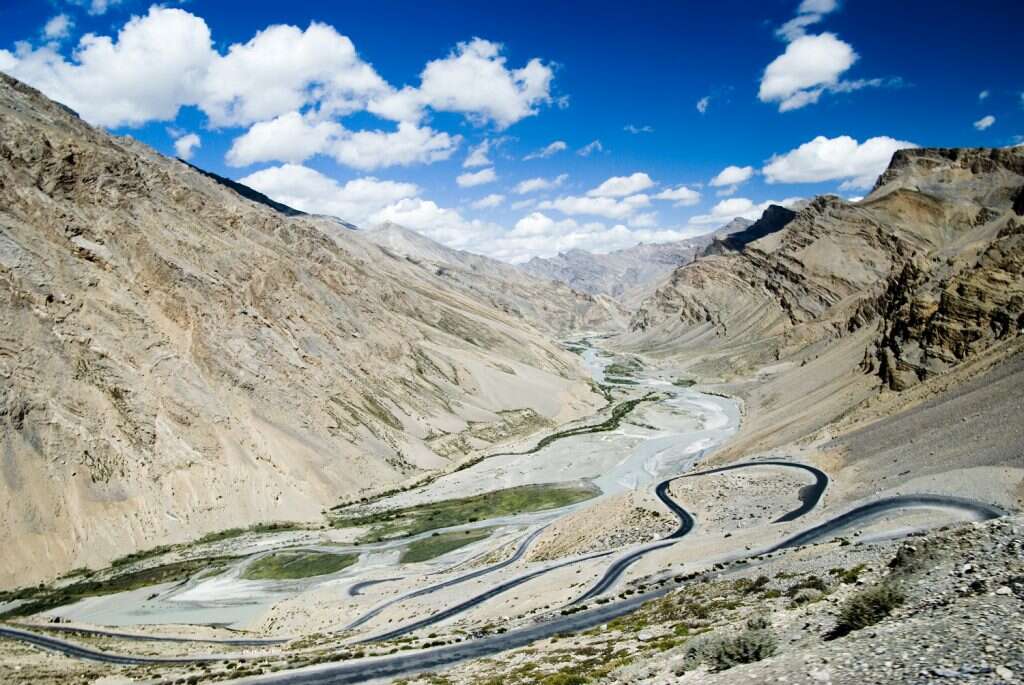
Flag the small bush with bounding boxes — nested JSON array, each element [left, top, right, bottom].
[[829, 564, 867, 584], [734, 575, 770, 595], [785, 575, 829, 597], [828, 583, 904, 639], [790, 588, 823, 607], [684, 625, 777, 671], [745, 615, 771, 630]]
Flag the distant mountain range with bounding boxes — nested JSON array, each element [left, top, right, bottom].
[[518, 218, 754, 305]]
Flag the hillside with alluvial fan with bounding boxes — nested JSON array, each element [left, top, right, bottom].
[[0, 74, 603, 587]]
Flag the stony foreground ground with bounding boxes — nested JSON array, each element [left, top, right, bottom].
[[391, 514, 1023, 685]]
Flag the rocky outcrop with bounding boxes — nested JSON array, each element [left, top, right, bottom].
[[860, 217, 1024, 389], [702, 204, 797, 256]]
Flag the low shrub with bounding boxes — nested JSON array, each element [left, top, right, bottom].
[[684, 621, 777, 671], [828, 583, 904, 639], [789, 588, 823, 606], [785, 575, 829, 597]]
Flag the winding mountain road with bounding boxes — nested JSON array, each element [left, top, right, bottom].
[[345, 525, 548, 630], [0, 625, 224, 665], [765, 493, 1005, 553], [5, 622, 286, 646], [679, 459, 829, 523], [570, 459, 829, 604], [0, 490, 1005, 681]]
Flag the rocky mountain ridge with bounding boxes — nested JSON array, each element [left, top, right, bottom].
[[625, 147, 1024, 390]]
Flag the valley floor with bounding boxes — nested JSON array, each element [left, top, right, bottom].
[[1, 338, 1021, 685]]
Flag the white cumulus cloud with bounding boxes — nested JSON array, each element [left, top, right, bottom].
[[199, 22, 389, 127], [239, 164, 419, 226], [82, 0, 124, 15], [1, 10, 559, 166], [587, 172, 655, 198], [463, 139, 494, 168], [710, 165, 754, 187], [471, 193, 505, 209], [456, 167, 497, 187], [1, 10, 391, 129], [696, 96, 710, 114], [776, 0, 839, 42], [523, 140, 567, 160], [226, 111, 341, 166], [331, 122, 460, 171], [1, 7, 215, 127], [173, 132, 201, 160], [539, 193, 650, 220], [759, 33, 859, 112], [514, 174, 568, 194], [973, 115, 996, 131], [225, 112, 457, 170], [762, 134, 917, 189], [370, 38, 555, 129], [43, 15, 73, 41], [654, 185, 701, 206]]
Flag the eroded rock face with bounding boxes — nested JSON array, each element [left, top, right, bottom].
[[625, 147, 1024, 388], [0, 74, 601, 586], [702, 204, 797, 257], [862, 218, 1024, 389]]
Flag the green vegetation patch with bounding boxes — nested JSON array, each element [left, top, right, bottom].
[[604, 357, 643, 378], [335, 482, 599, 542], [242, 551, 357, 580], [400, 528, 495, 564], [105, 521, 305, 569], [0, 555, 238, 619], [684, 617, 778, 671], [526, 395, 655, 454]]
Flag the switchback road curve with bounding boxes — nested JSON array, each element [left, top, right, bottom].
[[571, 459, 828, 604]]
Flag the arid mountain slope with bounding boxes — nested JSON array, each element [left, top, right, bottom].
[[625, 148, 1024, 380], [363, 222, 627, 334], [622, 146, 1024, 466], [0, 74, 602, 587]]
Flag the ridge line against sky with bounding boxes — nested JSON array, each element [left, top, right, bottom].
[[1, 0, 1020, 262]]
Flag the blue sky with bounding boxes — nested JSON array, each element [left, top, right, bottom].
[[1, 0, 1021, 261]]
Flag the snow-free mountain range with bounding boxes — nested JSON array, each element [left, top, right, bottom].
[[1, 73, 1022, 685]]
